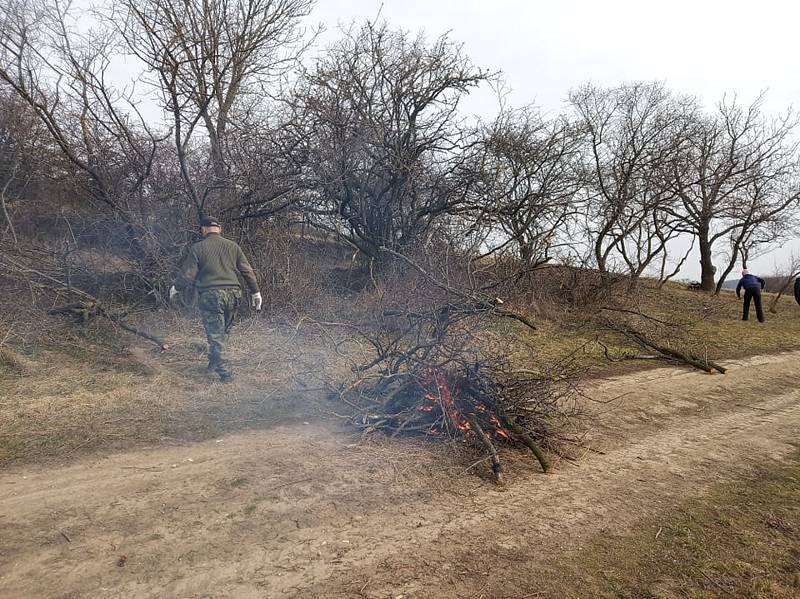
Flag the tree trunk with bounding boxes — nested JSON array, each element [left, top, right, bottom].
[[595, 236, 608, 272], [519, 241, 533, 266], [698, 225, 715, 292]]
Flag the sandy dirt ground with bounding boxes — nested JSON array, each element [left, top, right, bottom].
[[2, 351, 799, 598]]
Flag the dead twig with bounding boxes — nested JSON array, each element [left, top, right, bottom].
[[463, 413, 503, 484], [49, 302, 168, 350], [695, 567, 737, 597], [379, 246, 537, 331]]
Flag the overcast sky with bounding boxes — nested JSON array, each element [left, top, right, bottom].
[[310, 0, 800, 116], [303, 0, 800, 279]]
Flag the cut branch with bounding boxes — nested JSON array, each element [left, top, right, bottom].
[[604, 320, 726, 374], [463, 412, 504, 484]]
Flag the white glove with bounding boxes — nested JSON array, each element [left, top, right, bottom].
[[169, 285, 178, 302], [251, 292, 263, 311]]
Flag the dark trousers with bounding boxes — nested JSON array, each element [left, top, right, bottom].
[[742, 288, 765, 322], [198, 288, 241, 377]]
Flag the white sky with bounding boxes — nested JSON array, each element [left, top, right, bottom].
[[310, 0, 800, 117], [307, 0, 800, 279]]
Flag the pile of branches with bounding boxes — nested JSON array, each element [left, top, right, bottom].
[[0, 240, 168, 350], [330, 252, 583, 483]]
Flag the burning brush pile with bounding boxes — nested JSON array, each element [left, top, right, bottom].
[[333, 254, 583, 483], [347, 361, 581, 482]]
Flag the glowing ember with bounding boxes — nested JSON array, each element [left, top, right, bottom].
[[421, 369, 468, 433], [418, 369, 512, 441], [488, 415, 512, 439]]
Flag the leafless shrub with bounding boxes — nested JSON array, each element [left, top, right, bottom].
[[230, 219, 358, 317], [487, 262, 628, 319]]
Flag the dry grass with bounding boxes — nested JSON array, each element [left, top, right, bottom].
[[0, 346, 33, 374], [533, 450, 800, 598], [528, 282, 800, 377], [0, 312, 351, 466], [4, 273, 800, 466]]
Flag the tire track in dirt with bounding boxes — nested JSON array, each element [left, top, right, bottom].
[[1, 352, 799, 598], [305, 384, 800, 598]]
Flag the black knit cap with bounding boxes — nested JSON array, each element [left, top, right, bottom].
[[199, 216, 221, 227]]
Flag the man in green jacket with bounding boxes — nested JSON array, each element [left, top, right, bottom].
[[170, 217, 262, 382]]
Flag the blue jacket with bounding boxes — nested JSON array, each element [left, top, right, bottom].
[[736, 274, 765, 298]]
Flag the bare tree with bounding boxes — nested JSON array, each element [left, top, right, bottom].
[[285, 21, 491, 261], [665, 95, 800, 293], [0, 89, 51, 245], [0, 0, 164, 214], [569, 82, 695, 278], [713, 181, 799, 293], [0, 0, 202, 301], [656, 237, 694, 289], [470, 107, 582, 267], [115, 0, 313, 215], [614, 206, 686, 281], [0, 0, 163, 221], [219, 104, 310, 221]]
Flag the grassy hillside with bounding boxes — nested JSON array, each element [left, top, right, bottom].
[[3, 272, 800, 467], [525, 281, 800, 378]]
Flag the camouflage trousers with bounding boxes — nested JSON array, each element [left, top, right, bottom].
[[198, 288, 241, 379]]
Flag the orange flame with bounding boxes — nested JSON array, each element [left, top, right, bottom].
[[418, 369, 513, 441], [488, 415, 512, 439], [422, 370, 477, 435]]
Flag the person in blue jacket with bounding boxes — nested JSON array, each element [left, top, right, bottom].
[[736, 269, 766, 322]]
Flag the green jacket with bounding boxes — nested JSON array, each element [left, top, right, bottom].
[[176, 233, 259, 294]]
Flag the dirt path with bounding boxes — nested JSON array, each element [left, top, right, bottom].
[[2, 352, 799, 598]]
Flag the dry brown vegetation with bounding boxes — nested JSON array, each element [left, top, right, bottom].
[[534, 450, 800, 598], [4, 253, 800, 470], [2, 1, 800, 595]]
